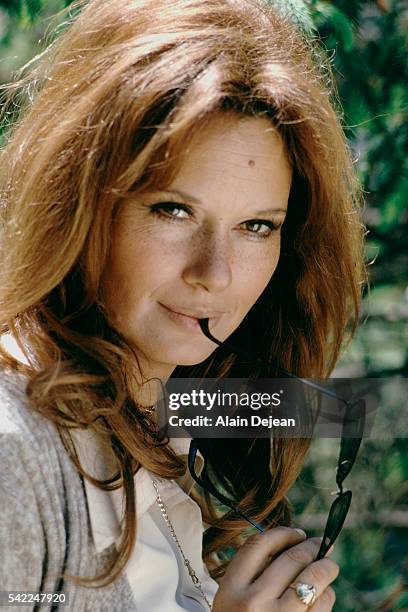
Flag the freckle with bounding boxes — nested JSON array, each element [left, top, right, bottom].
[[248, 159, 255, 167]]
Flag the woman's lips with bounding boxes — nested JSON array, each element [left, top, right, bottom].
[[159, 303, 220, 331]]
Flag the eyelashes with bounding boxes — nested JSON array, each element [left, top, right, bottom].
[[148, 202, 283, 239], [150, 202, 192, 221], [243, 219, 282, 238]]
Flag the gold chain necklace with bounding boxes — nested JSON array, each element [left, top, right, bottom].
[[151, 479, 213, 611], [140, 404, 156, 415]]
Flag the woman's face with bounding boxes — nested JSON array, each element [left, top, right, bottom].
[[101, 115, 292, 378]]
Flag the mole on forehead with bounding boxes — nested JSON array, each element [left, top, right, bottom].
[[202, 145, 276, 157], [182, 165, 265, 182], [193, 146, 282, 168], [187, 159, 270, 175]]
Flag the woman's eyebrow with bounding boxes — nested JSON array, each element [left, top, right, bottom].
[[254, 207, 287, 216], [157, 188, 201, 204], [158, 189, 287, 215]]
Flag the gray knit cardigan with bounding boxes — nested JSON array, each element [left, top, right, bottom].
[[0, 369, 138, 611]]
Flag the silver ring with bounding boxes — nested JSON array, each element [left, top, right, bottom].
[[288, 582, 318, 606]]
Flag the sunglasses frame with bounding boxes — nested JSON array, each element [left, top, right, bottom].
[[182, 320, 366, 561]]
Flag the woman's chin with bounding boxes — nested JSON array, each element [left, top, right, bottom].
[[147, 345, 217, 371], [175, 354, 214, 367]]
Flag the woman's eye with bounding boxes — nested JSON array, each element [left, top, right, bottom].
[[150, 202, 191, 221], [149, 203, 282, 237], [242, 220, 281, 238]]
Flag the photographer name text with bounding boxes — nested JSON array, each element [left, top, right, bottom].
[[167, 414, 296, 429]]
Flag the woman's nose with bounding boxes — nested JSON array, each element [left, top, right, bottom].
[[181, 233, 233, 293]]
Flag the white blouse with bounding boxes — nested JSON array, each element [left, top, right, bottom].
[[71, 429, 219, 611], [1, 333, 219, 610]]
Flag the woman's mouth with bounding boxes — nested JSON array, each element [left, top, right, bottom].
[[158, 303, 222, 331]]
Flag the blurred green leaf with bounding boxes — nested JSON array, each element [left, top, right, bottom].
[[25, 0, 43, 20], [313, 2, 355, 51], [0, 0, 22, 16]]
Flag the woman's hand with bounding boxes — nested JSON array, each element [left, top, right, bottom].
[[212, 527, 338, 611]]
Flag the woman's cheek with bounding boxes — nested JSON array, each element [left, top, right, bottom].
[[237, 240, 281, 297]]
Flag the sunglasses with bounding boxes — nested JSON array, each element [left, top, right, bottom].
[[183, 318, 366, 561]]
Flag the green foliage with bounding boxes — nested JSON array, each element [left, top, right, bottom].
[[292, 435, 408, 611], [294, 5, 408, 609], [0, 0, 41, 20], [0, 0, 69, 18], [312, 0, 356, 51], [268, 0, 316, 35]]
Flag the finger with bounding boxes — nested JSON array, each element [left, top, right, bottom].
[[221, 527, 307, 589], [252, 537, 323, 597], [309, 586, 336, 611], [279, 558, 339, 610]]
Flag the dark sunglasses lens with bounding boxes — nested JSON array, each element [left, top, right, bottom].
[[342, 399, 366, 438], [337, 436, 363, 488], [188, 441, 236, 509], [316, 490, 352, 560], [188, 441, 265, 533], [336, 400, 365, 489]]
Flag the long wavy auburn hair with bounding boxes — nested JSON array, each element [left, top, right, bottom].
[[0, 0, 365, 588]]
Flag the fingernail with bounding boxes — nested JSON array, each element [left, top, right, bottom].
[[294, 528, 307, 537], [326, 544, 335, 555]]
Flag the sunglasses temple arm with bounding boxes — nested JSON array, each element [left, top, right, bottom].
[[198, 319, 348, 406], [188, 441, 264, 533]]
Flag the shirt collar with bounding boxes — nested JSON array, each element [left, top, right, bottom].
[[70, 428, 204, 554]]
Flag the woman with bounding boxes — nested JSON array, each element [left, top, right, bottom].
[[0, 0, 364, 609]]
